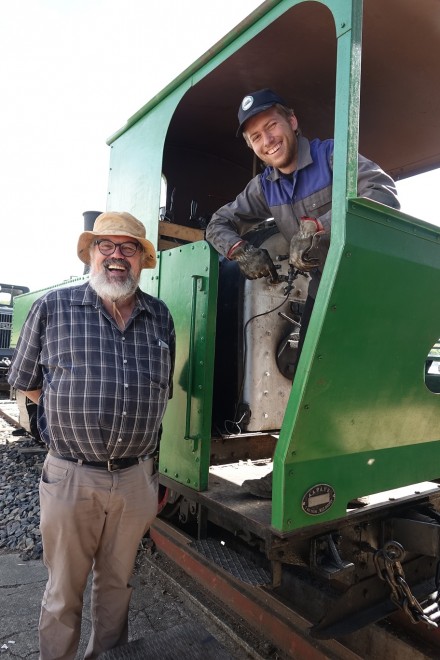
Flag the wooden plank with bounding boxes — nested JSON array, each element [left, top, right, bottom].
[[158, 239, 181, 251], [159, 222, 205, 242]]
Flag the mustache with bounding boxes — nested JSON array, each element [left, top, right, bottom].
[[103, 257, 131, 270]]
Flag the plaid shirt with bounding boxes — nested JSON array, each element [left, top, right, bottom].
[[8, 282, 175, 462]]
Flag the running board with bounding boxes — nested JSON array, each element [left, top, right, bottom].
[[190, 538, 271, 586]]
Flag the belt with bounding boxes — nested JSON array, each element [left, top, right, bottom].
[[49, 450, 149, 472]]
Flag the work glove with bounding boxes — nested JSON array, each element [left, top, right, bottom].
[[228, 241, 279, 282], [289, 217, 325, 272]]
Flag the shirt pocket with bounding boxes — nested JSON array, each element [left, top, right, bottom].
[[139, 341, 172, 389], [304, 185, 333, 218]]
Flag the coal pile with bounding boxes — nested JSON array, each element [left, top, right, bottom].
[[0, 411, 46, 560]]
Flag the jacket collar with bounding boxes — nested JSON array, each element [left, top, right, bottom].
[[265, 135, 312, 181]]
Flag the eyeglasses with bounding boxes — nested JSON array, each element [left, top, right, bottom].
[[94, 239, 141, 258]]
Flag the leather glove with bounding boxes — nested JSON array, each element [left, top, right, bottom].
[[289, 217, 325, 272], [228, 241, 279, 282]]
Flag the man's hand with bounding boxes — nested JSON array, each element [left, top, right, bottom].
[[228, 241, 279, 282], [289, 217, 325, 272]]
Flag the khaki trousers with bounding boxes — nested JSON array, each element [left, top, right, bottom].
[[38, 453, 158, 660]]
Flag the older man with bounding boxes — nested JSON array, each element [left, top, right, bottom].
[[8, 211, 175, 659], [205, 89, 400, 498]]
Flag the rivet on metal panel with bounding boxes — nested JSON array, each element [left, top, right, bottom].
[[331, 305, 337, 311], [304, 404, 310, 410], [345, 252, 352, 258], [317, 355, 323, 360], [174, 473, 179, 478]]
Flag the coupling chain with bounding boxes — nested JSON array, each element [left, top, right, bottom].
[[374, 540, 440, 628]]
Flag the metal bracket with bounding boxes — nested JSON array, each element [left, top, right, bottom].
[[310, 533, 354, 580]]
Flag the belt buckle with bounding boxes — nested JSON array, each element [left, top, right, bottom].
[[107, 460, 119, 472]]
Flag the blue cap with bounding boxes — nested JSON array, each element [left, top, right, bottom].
[[236, 89, 288, 136]]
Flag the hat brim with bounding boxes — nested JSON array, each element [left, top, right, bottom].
[[77, 230, 157, 269]]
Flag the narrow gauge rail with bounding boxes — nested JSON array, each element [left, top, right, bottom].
[[150, 516, 440, 659]]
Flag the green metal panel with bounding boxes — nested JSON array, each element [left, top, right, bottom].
[[158, 242, 218, 491], [272, 199, 440, 531], [268, 0, 366, 530], [107, 89, 190, 298]]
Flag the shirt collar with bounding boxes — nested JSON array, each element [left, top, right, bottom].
[[71, 281, 157, 317]]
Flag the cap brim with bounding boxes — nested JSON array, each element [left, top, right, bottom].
[[236, 102, 278, 137]]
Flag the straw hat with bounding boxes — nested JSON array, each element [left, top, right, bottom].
[[77, 211, 156, 269]]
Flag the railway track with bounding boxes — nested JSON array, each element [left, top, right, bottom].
[[0, 397, 21, 429], [150, 514, 440, 659]]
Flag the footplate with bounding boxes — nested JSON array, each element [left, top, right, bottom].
[[190, 538, 271, 586]]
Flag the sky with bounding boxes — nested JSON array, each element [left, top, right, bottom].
[[1, 0, 439, 293]]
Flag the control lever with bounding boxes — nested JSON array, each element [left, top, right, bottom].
[[272, 253, 302, 295], [267, 264, 282, 285]]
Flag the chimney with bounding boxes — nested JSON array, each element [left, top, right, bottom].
[[82, 211, 102, 274]]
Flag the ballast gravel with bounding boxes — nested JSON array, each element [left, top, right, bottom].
[[0, 407, 45, 560]]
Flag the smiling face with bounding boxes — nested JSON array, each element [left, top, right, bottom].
[[89, 234, 143, 302], [243, 107, 299, 174]]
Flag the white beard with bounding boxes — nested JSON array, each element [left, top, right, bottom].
[[89, 265, 140, 302]]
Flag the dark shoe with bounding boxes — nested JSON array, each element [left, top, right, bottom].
[[11, 428, 27, 436], [242, 471, 273, 499]]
